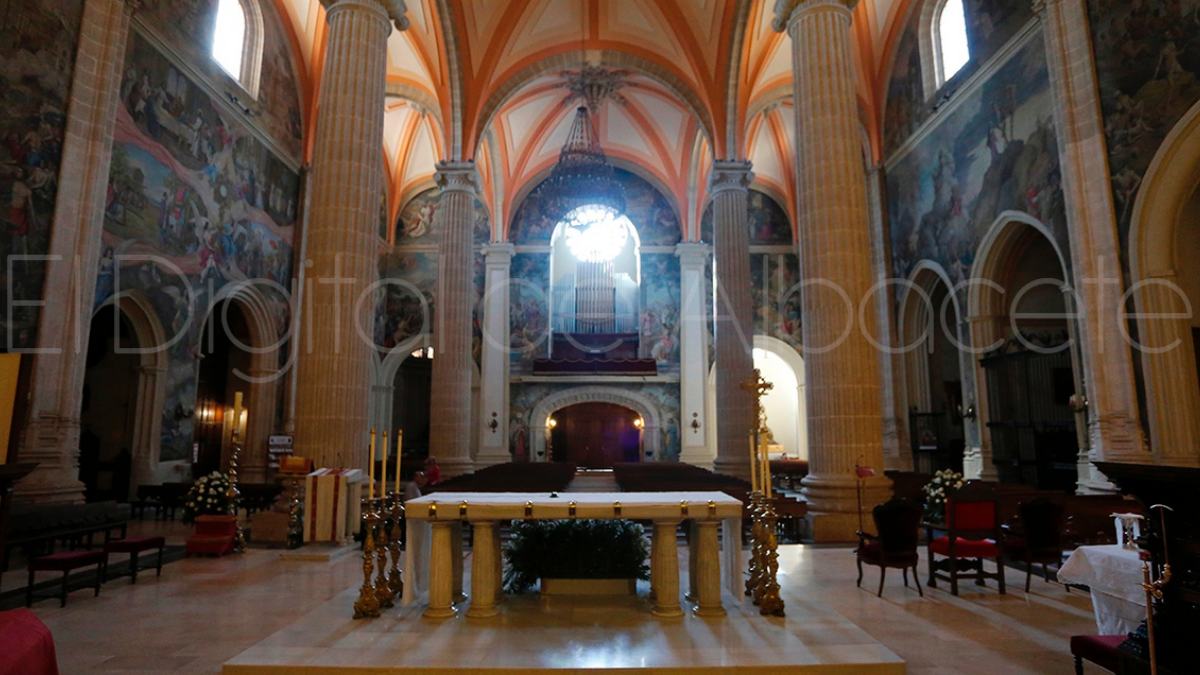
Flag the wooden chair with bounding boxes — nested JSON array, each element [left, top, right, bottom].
[[1003, 498, 1067, 592], [925, 482, 1006, 596], [857, 498, 923, 598]]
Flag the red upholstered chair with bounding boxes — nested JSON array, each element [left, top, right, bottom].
[[925, 482, 1006, 596], [1069, 635, 1125, 674], [856, 498, 923, 598], [1002, 498, 1067, 592]]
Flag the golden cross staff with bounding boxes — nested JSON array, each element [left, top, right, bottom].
[[740, 370, 774, 495]]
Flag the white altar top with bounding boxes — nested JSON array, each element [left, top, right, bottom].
[[1058, 544, 1145, 635], [402, 491, 744, 608]]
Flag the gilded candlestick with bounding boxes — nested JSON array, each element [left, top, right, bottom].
[[373, 498, 393, 608], [388, 493, 404, 597], [353, 498, 381, 619]]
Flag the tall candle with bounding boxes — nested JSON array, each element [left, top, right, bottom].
[[368, 428, 376, 500], [380, 430, 389, 497], [394, 429, 402, 493], [747, 431, 758, 492]]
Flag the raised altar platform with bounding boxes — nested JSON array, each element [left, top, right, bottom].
[[222, 580, 903, 674]]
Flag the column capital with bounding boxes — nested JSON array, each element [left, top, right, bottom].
[[483, 242, 515, 265], [320, 0, 408, 31], [435, 161, 478, 196], [674, 242, 711, 267], [772, 0, 858, 32], [708, 160, 753, 195]]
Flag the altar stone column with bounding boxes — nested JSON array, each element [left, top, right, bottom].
[[1034, 0, 1151, 488], [476, 243, 513, 468], [676, 242, 712, 467], [428, 163, 478, 478], [775, 0, 890, 541], [710, 162, 756, 479], [293, 0, 404, 469], [17, 0, 139, 503], [650, 520, 683, 617]]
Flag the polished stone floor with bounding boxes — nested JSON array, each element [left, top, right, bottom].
[[14, 520, 1096, 673]]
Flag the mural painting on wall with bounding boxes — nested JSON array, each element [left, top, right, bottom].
[[0, 0, 82, 350], [137, 0, 303, 159], [884, 0, 1033, 157], [1087, 0, 1200, 242], [509, 252, 550, 368], [639, 254, 680, 369], [395, 187, 491, 246], [751, 253, 802, 348], [886, 35, 1065, 284], [509, 168, 680, 245], [698, 189, 791, 245], [508, 382, 682, 462], [100, 32, 298, 461], [375, 249, 437, 351]]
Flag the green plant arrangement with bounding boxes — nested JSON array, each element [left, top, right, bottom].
[[921, 468, 965, 523], [182, 471, 234, 523], [502, 519, 651, 594]]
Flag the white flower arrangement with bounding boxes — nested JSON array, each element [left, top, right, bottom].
[[183, 471, 234, 523], [921, 468, 965, 523]]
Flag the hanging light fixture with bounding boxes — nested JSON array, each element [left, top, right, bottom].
[[536, 102, 626, 216]]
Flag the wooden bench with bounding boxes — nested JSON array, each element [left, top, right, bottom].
[[26, 549, 106, 608], [104, 536, 166, 584], [3, 502, 128, 579]]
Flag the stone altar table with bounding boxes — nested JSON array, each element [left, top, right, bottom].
[[402, 491, 743, 619]]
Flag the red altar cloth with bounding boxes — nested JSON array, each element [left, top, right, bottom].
[[0, 609, 59, 675]]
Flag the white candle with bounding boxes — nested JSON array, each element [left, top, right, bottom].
[[368, 428, 376, 500]]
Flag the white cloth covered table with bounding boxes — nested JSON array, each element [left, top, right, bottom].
[[1058, 544, 1145, 635], [402, 491, 743, 616]]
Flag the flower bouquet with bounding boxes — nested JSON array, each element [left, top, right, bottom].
[[183, 471, 234, 523], [921, 468, 964, 523]]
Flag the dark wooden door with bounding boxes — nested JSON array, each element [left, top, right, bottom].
[[550, 403, 640, 468]]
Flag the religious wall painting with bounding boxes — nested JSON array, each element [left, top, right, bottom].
[[0, 0, 83, 350], [101, 32, 299, 461], [1086, 0, 1200, 245], [395, 187, 491, 246], [375, 249, 438, 351], [883, 0, 1035, 158], [750, 253, 803, 348], [509, 252, 550, 368], [697, 189, 790, 245], [509, 168, 680, 245], [638, 254, 680, 369], [137, 0, 303, 160], [886, 35, 1065, 285]]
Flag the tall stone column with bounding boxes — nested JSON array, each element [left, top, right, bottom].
[[1035, 0, 1150, 488], [293, 0, 404, 468], [865, 164, 907, 470], [428, 162, 478, 477], [676, 242, 713, 467], [776, 0, 890, 541], [16, 0, 139, 503], [710, 161, 755, 479], [476, 242, 513, 468]]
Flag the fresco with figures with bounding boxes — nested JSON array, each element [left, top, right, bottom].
[[750, 253, 802, 348], [394, 187, 491, 246], [508, 382, 682, 462], [884, 0, 1033, 156], [136, 0, 303, 160], [1086, 0, 1200, 255], [886, 34, 1066, 284], [99, 32, 298, 462], [509, 168, 681, 245], [0, 0, 83, 350], [509, 252, 550, 368], [700, 189, 792, 245], [639, 254, 680, 369]]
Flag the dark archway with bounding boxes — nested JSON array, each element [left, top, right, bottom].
[[79, 305, 140, 502], [193, 298, 253, 477], [392, 351, 433, 468], [549, 402, 642, 468]]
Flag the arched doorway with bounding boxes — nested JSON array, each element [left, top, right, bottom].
[[705, 336, 807, 462], [900, 264, 966, 474], [193, 298, 253, 478], [529, 387, 662, 462], [391, 349, 434, 467], [79, 305, 139, 502], [81, 293, 167, 500], [970, 215, 1082, 490], [549, 402, 643, 467], [1130, 100, 1200, 467]]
